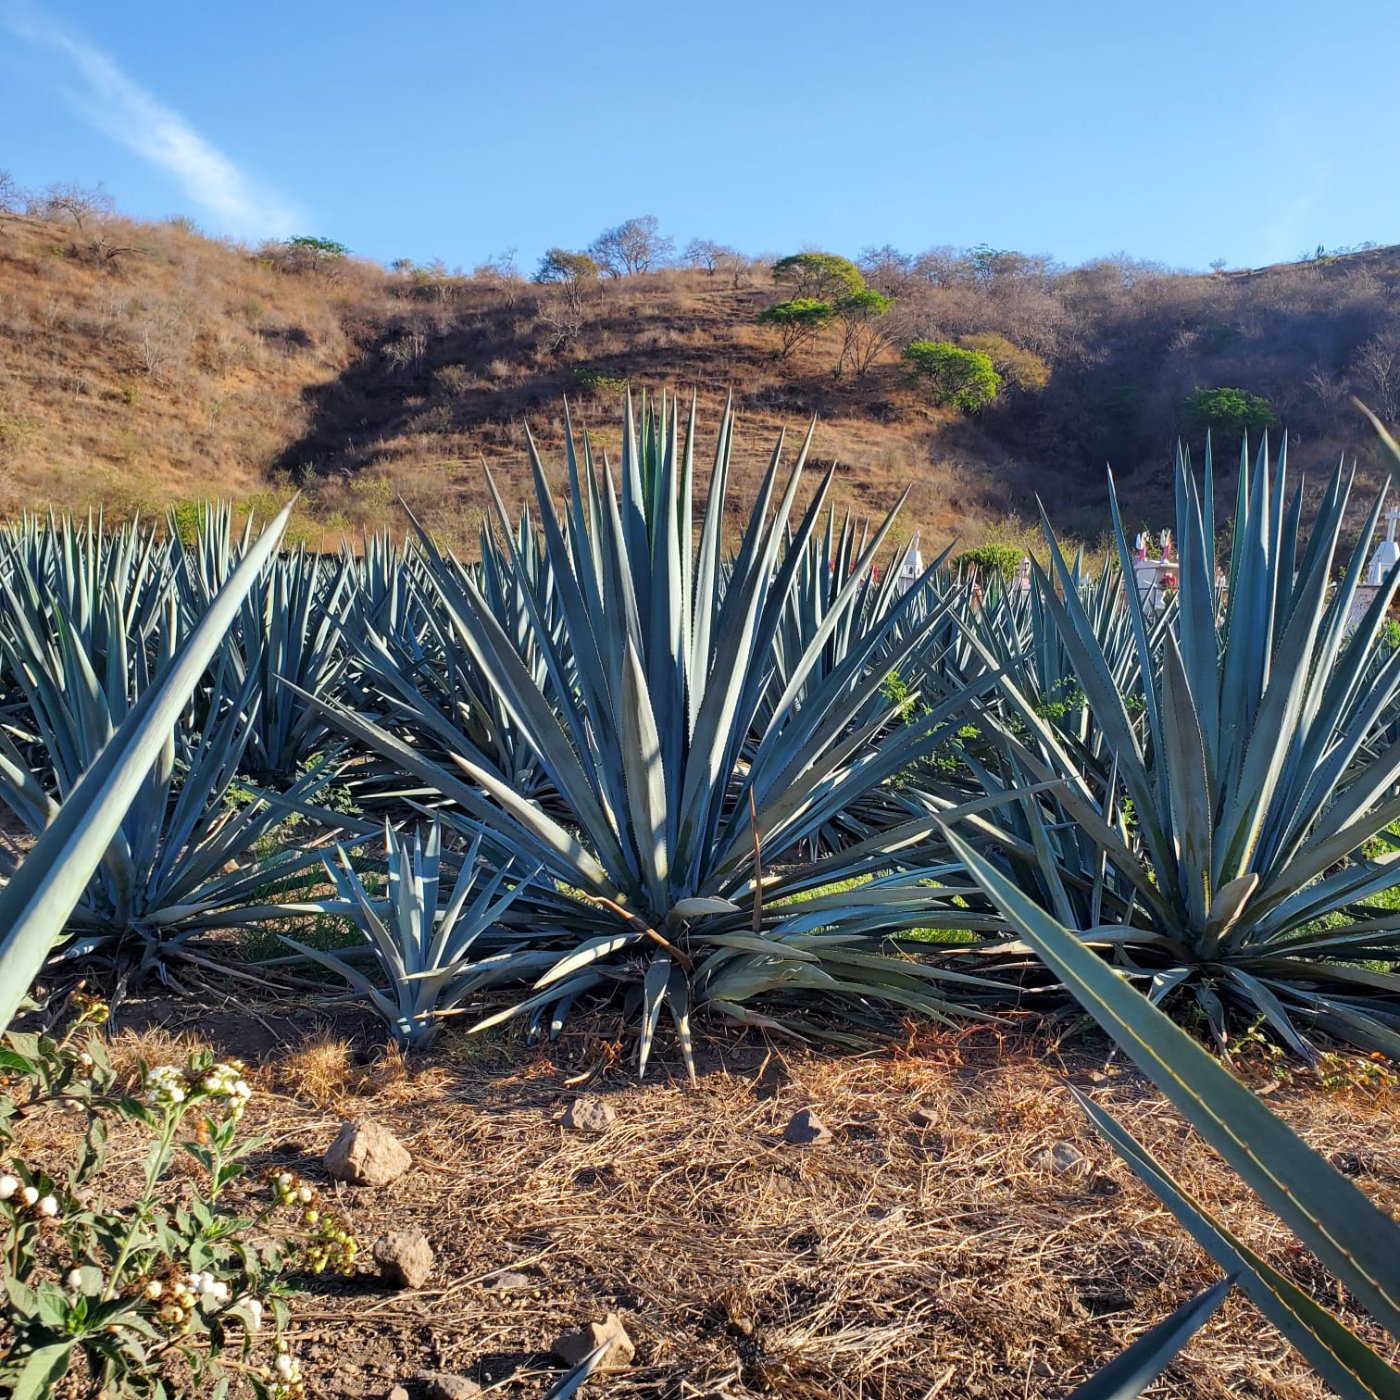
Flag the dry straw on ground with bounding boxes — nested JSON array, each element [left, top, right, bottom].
[[32, 995, 1393, 1400]]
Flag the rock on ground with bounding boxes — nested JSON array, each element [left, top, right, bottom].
[[373, 1230, 434, 1289], [784, 1108, 833, 1145], [562, 1094, 616, 1133], [1032, 1140, 1089, 1177], [324, 1119, 412, 1186], [416, 1372, 483, 1399], [553, 1312, 636, 1370]]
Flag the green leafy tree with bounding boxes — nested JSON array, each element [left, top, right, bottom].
[[1181, 387, 1278, 441], [755, 298, 836, 359], [902, 341, 1002, 412], [834, 289, 895, 377], [771, 252, 865, 302]]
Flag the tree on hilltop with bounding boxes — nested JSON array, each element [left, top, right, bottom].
[[589, 216, 674, 276], [535, 248, 599, 311], [772, 251, 865, 302]]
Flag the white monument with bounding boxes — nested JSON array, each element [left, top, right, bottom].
[[1345, 504, 1400, 633], [895, 533, 924, 596], [1132, 529, 1177, 620], [1013, 557, 1032, 598]]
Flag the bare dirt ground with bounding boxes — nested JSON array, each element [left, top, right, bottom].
[[33, 978, 1391, 1400]]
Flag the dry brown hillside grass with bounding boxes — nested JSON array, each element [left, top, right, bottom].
[[5, 201, 1399, 556], [0, 209, 1058, 555]]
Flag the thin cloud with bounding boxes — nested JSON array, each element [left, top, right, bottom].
[[4, 5, 301, 238]]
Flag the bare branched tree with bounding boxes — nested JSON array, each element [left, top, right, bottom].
[[1353, 333, 1400, 423], [589, 216, 674, 276]]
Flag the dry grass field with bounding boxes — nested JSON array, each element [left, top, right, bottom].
[[12, 980, 1395, 1400]]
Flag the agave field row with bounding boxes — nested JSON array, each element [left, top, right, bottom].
[[2, 396, 1399, 1069], [1, 393, 1399, 1393]]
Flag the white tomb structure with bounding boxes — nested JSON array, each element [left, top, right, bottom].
[[895, 533, 924, 596], [1345, 504, 1400, 633], [1013, 557, 1032, 598], [1132, 529, 1178, 620]]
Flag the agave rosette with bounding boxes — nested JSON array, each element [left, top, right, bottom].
[[958, 436, 1400, 1058], [303, 394, 1012, 1075]]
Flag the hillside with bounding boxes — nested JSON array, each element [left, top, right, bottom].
[[3, 196, 1399, 554]]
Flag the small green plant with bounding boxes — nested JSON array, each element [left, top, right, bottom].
[[281, 820, 543, 1048], [572, 367, 628, 397], [0, 993, 352, 1397], [166, 501, 202, 548]]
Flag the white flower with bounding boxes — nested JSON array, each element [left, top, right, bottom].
[[66, 1269, 84, 1290], [296, 1185, 313, 1204], [37, 1195, 59, 1217], [234, 1293, 264, 1330], [274, 1352, 294, 1380], [145, 1065, 188, 1108], [144, 1280, 163, 1300], [21, 1186, 38, 1207], [0, 1175, 17, 1201]]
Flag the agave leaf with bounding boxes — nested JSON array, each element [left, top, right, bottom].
[[1203, 873, 1259, 943], [620, 637, 669, 908], [667, 896, 742, 921], [1065, 1275, 1235, 1400], [637, 951, 672, 1076], [945, 822, 1400, 1339], [534, 933, 639, 990], [1075, 1088, 1400, 1399]]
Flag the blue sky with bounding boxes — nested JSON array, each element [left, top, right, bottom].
[[2, 1, 1395, 273]]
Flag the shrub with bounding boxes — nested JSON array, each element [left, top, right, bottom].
[[959, 332, 1050, 392], [1181, 386, 1277, 441], [902, 341, 1002, 412], [572, 367, 628, 397], [956, 543, 1023, 581]]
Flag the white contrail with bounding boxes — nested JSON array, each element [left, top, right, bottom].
[[5, 5, 301, 238]]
